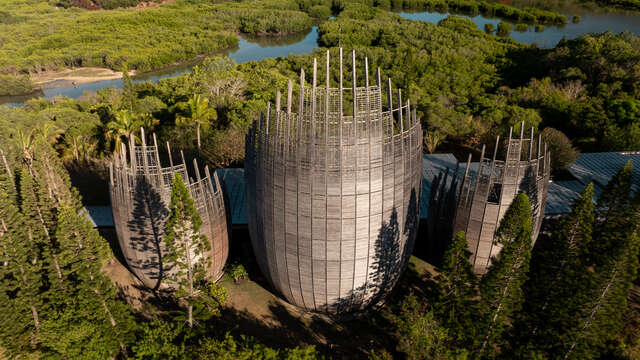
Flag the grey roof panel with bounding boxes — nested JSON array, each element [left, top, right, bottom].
[[83, 205, 114, 227], [421, 153, 459, 219], [215, 168, 247, 225]]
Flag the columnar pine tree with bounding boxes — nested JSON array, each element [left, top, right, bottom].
[[512, 184, 595, 355], [478, 193, 533, 357], [0, 173, 44, 352], [164, 173, 210, 328], [0, 139, 137, 358], [435, 231, 478, 347], [45, 204, 136, 357], [561, 161, 640, 359]]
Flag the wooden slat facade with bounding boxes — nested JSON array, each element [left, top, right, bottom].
[[245, 51, 423, 313], [108, 129, 229, 289], [452, 124, 551, 274]]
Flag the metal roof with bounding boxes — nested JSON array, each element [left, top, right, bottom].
[[83, 205, 114, 227], [545, 152, 640, 215], [215, 168, 247, 225], [420, 153, 460, 218], [88, 152, 640, 227]]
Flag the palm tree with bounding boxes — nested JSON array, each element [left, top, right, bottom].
[[66, 134, 97, 162], [38, 122, 63, 145], [176, 94, 216, 150], [105, 110, 141, 152]]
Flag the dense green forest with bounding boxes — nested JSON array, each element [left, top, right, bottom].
[[1, 0, 640, 358]]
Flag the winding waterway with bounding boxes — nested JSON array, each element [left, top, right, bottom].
[[2, 8, 639, 107], [396, 10, 640, 47], [0, 27, 319, 107]]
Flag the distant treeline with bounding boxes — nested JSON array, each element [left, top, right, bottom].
[[373, 0, 567, 24]]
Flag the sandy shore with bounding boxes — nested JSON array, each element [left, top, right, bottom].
[[30, 67, 137, 89]]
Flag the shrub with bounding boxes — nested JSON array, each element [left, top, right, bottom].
[[0, 74, 37, 96], [535, 24, 544, 32], [227, 263, 249, 283], [515, 23, 528, 32], [308, 5, 332, 17], [497, 21, 511, 36], [484, 23, 495, 33], [540, 127, 579, 171], [572, 15, 580, 23]]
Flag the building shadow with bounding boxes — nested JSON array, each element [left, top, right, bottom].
[[125, 177, 169, 290]]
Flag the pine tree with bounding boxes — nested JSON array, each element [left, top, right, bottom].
[[560, 162, 640, 359], [478, 193, 533, 357], [0, 170, 45, 354], [44, 204, 136, 357], [590, 160, 634, 266], [164, 173, 211, 328], [512, 184, 595, 355], [435, 231, 478, 347]]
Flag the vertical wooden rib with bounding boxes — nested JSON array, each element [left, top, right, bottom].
[[296, 68, 305, 308], [363, 56, 372, 299], [338, 47, 343, 307], [468, 144, 486, 269], [166, 142, 174, 168], [287, 80, 293, 115], [350, 49, 357, 307], [325, 49, 330, 309]]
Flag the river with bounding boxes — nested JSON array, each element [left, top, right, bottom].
[[396, 9, 640, 48], [2, 8, 639, 107], [0, 27, 319, 107]]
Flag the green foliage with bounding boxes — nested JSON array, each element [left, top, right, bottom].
[[227, 263, 249, 283], [394, 293, 468, 359], [308, 5, 332, 18], [0, 73, 36, 96], [478, 194, 532, 357], [176, 94, 217, 149], [164, 173, 209, 328], [484, 22, 494, 33], [0, 140, 136, 358], [0, 0, 312, 73], [497, 21, 511, 36], [512, 184, 595, 356], [540, 127, 579, 171], [435, 231, 478, 347], [514, 23, 528, 32]]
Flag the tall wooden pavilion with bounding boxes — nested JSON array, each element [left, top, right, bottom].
[[428, 123, 551, 274], [108, 128, 228, 289], [245, 50, 423, 313]]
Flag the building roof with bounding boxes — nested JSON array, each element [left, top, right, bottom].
[[83, 205, 114, 227], [545, 152, 640, 215], [420, 153, 460, 218], [215, 168, 247, 226], [85, 152, 640, 228]]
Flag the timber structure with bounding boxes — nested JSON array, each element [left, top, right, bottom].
[[428, 124, 551, 274], [245, 50, 423, 313], [108, 128, 228, 289]]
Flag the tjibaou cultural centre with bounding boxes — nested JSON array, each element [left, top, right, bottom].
[[245, 50, 423, 313], [107, 50, 553, 314]]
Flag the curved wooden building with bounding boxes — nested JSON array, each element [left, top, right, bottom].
[[245, 50, 423, 313], [429, 124, 551, 274], [108, 129, 228, 289]]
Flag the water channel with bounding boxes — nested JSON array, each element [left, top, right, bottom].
[[2, 8, 639, 107]]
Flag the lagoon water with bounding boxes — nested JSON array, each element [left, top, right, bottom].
[[0, 27, 319, 107], [396, 10, 640, 48], [2, 9, 639, 107]]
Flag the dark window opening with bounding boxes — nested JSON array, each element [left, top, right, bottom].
[[488, 183, 502, 204]]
